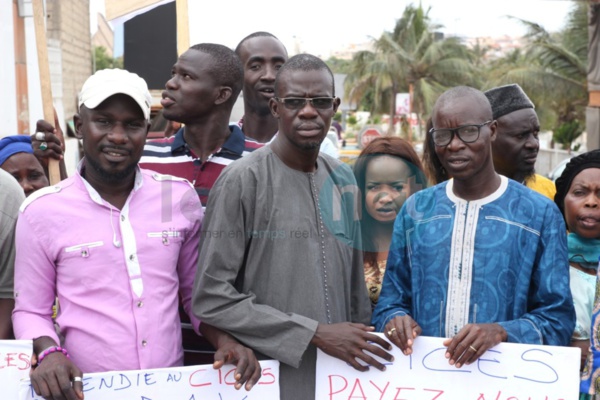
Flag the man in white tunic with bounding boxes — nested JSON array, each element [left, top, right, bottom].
[[373, 86, 575, 369]]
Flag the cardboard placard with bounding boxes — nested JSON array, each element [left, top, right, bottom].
[[316, 335, 580, 400]]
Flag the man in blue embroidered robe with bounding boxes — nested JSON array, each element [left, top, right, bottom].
[[372, 86, 575, 368]]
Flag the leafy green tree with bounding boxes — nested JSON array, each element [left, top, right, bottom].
[[483, 49, 556, 129], [325, 57, 353, 74], [344, 4, 475, 135], [488, 2, 588, 130], [93, 46, 123, 71], [469, 39, 491, 69], [554, 120, 583, 152]]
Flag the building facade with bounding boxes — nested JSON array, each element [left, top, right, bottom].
[[1, 0, 92, 137]]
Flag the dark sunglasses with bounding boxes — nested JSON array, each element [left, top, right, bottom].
[[275, 97, 335, 110]]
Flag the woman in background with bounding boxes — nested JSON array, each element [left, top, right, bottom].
[[0, 135, 49, 197], [353, 137, 427, 308], [421, 117, 449, 185], [554, 150, 600, 400]]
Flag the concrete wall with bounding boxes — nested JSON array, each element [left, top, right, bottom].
[[536, 148, 576, 178], [47, 0, 92, 122], [92, 13, 114, 57], [587, 106, 600, 152], [2, 0, 92, 137]]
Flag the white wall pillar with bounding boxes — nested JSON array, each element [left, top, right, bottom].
[[0, 0, 19, 137]]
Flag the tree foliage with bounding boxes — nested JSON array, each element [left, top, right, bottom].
[[93, 46, 123, 71], [486, 2, 588, 131], [325, 57, 353, 74], [344, 4, 476, 135], [554, 119, 584, 152], [343, 1, 589, 144]]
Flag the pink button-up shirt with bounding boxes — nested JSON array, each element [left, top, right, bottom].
[[13, 166, 202, 373]]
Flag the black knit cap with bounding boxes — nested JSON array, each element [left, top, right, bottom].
[[484, 84, 535, 120], [554, 149, 600, 219]]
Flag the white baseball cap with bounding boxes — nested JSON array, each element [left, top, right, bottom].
[[78, 68, 152, 120]]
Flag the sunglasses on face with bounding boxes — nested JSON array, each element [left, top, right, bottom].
[[274, 97, 335, 110]]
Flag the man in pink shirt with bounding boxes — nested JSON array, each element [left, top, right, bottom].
[[12, 69, 259, 400]]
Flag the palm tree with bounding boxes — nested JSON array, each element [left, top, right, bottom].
[[469, 39, 491, 70], [344, 3, 475, 137], [488, 2, 588, 129], [484, 49, 557, 129]]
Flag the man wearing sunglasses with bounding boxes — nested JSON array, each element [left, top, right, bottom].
[[484, 84, 556, 200], [373, 86, 574, 368], [193, 54, 393, 400]]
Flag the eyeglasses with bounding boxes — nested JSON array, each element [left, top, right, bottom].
[[430, 120, 492, 147], [275, 97, 335, 110]]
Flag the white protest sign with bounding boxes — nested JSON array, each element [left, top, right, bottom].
[[19, 360, 280, 400], [316, 335, 580, 400], [0, 340, 32, 399]]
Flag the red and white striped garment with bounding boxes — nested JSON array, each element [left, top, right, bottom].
[[140, 124, 263, 207]]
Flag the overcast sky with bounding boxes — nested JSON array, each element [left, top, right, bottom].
[[99, 0, 577, 57], [187, 0, 576, 57]]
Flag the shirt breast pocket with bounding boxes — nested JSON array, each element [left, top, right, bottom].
[[59, 241, 113, 289], [146, 230, 184, 246], [62, 241, 105, 259], [143, 231, 184, 269]]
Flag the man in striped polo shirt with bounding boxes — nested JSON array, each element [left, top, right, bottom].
[[140, 43, 262, 208], [139, 43, 264, 368]]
